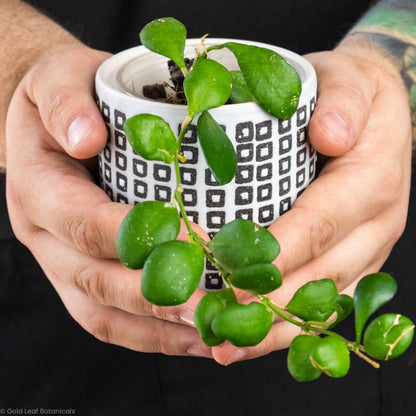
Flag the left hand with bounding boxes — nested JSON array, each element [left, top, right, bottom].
[[211, 49, 412, 365]]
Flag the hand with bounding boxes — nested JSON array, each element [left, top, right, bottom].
[[5, 45, 212, 358], [211, 49, 412, 364]]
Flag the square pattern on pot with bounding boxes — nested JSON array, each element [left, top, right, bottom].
[[97, 99, 317, 289]]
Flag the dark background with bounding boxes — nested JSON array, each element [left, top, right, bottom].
[[1, 0, 415, 414], [24, 0, 372, 54]]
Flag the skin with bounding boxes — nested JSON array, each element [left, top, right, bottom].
[[346, 0, 416, 145], [2, 1, 413, 363]]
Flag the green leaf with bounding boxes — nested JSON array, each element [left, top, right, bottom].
[[329, 294, 354, 328], [194, 288, 237, 346], [285, 279, 338, 322], [229, 70, 256, 103], [116, 201, 180, 269], [225, 42, 301, 119], [139, 17, 187, 70], [363, 313, 414, 361], [184, 57, 232, 117], [208, 219, 280, 271], [124, 114, 177, 164], [141, 240, 204, 306], [229, 263, 282, 294], [354, 273, 398, 345], [197, 111, 237, 185], [287, 335, 322, 382], [211, 302, 274, 347], [310, 337, 350, 378]]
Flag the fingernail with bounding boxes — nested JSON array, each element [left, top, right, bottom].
[[180, 309, 195, 326], [67, 116, 95, 149], [320, 112, 350, 143], [226, 349, 246, 365], [187, 344, 212, 358]]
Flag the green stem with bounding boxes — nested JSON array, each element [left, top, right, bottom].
[[350, 347, 380, 369], [260, 295, 379, 368], [203, 249, 229, 278], [306, 320, 335, 330], [178, 115, 193, 147], [173, 112, 233, 285], [308, 327, 348, 343], [259, 296, 303, 327], [180, 66, 188, 78], [173, 157, 196, 240], [173, 113, 197, 243], [199, 43, 227, 59]]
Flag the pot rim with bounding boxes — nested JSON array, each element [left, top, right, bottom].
[[96, 38, 316, 115]]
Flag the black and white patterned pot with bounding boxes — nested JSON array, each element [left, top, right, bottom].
[[95, 39, 317, 290]]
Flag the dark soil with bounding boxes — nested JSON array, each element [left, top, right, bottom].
[[142, 58, 194, 104]]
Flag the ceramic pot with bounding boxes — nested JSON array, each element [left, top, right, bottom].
[[95, 39, 317, 289]]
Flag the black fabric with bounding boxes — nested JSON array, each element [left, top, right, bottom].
[[24, 0, 372, 54], [2, 1, 416, 414]]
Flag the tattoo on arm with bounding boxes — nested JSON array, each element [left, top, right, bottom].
[[347, 0, 416, 143]]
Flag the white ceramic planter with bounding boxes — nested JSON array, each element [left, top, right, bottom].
[[96, 39, 317, 289]]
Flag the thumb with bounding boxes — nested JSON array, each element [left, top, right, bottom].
[[25, 45, 111, 159], [305, 51, 375, 157]]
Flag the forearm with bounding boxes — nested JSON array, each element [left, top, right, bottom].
[[0, 0, 81, 170], [337, 0, 416, 141]]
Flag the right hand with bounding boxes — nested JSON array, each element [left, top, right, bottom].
[[5, 44, 212, 358]]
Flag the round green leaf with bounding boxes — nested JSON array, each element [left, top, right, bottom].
[[287, 335, 322, 382], [225, 42, 301, 119], [363, 313, 414, 361], [354, 273, 398, 345], [139, 17, 187, 70], [229, 263, 282, 294], [184, 57, 232, 117], [124, 114, 177, 163], [194, 288, 237, 346], [310, 337, 350, 378], [117, 201, 180, 269], [141, 240, 204, 306], [197, 111, 237, 185], [285, 279, 338, 322], [211, 302, 274, 347], [208, 219, 280, 271], [229, 70, 256, 103]]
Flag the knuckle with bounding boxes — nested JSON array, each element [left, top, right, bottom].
[[148, 323, 172, 355], [393, 217, 407, 243], [84, 314, 112, 344], [326, 80, 370, 118], [67, 214, 104, 258], [380, 166, 404, 200], [150, 303, 165, 319], [138, 297, 155, 317], [73, 263, 107, 305], [9, 221, 31, 248], [149, 303, 183, 325], [138, 298, 176, 325], [5, 185, 35, 246], [44, 88, 75, 129], [302, 208, 337, 258], [387, 212, 407, 247], [149, 302, 173, 322]]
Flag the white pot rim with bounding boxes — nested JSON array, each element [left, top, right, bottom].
[[96, 38, 316, 116]]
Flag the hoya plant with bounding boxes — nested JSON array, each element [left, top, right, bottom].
[[116, 17, 414, 381]]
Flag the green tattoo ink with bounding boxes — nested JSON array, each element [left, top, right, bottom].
[[348, 0, 416, 146]]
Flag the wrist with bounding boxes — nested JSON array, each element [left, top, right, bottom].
[[0, 1, 82, 171], [336, 32, 415, 151], [336, 33, 406, 92]]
